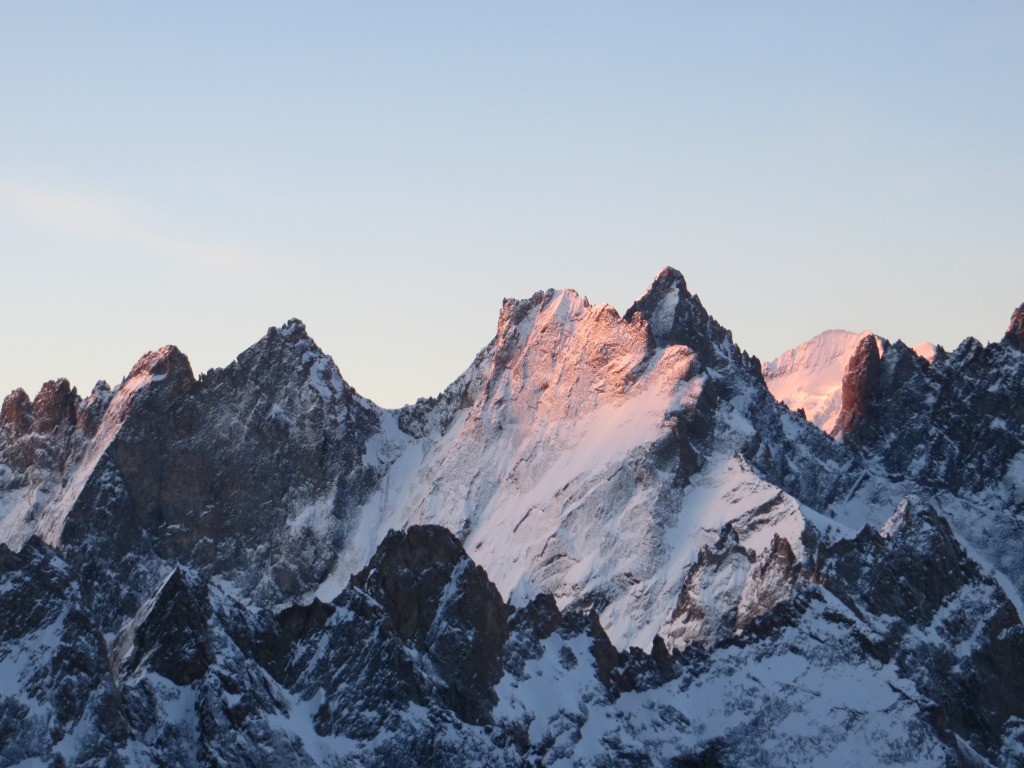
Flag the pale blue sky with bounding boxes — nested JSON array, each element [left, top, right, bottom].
[[2, 2, 1022, 407]]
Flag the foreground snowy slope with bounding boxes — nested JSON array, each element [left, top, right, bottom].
[[3, 512, 1022, 766], [1, 267, 1023, 766]]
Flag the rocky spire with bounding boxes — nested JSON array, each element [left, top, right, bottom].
[[832, 333, 882, 438], [30, 379, 79, 434], [0, 388, 33, 435]]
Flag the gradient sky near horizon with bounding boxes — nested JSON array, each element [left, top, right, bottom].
[[2, 2, 1022, 407]]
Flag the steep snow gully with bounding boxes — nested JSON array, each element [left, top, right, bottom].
[[1, 268, 1023, 766]]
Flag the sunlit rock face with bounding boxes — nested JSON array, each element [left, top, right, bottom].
[[2, 268, 1023, 766]]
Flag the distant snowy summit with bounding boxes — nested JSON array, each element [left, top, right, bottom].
[[763, 329, 937, 433]]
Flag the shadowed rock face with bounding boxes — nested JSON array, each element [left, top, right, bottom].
[[23, 321, 387, 633], [296, 526, 512, 730], [832, 333, 882, 438], [113, 568, 214, 685], [0, 540, 128, 767], [352, 526, 510, 654], [282, 529, 545, 744]]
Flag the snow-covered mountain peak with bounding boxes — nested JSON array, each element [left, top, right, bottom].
[[764, 329, 948, 435], [625, 266, 690, 342], [763, 330, 885, 432], [911, 341, 939, 363], [329, 273, 833, 651]]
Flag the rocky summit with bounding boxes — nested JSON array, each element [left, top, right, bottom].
[[1, 268, 1023, 767]]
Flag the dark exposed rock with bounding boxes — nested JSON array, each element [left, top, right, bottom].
[[351, 526, 473, 643], [670, 740, 727, 768], [625, 267, 759, 377], [30, 379, 79, 434], [46, 320, 387, 632], [113, 567, 214, 685], [0, 388, 32, 436], [832, 333, 882, 438], [830, 313, 1024, 495], [4, 508, 1024, 766], [0, 538, 75, 641], [820, 499, 975, 625], [345, 525, 511, 725], [735, 534, 801, 633]]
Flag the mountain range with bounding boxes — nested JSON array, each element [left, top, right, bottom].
[[2, 267, 1022, 767]]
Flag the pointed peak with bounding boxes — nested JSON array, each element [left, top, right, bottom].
[[251, 318, 321, 357], [78, 381, 114, 437], [276, 317, 309, 342], [630, 267, 691, 312], [32, 377, 76, 404], [355, 525, 467, 588], [217, 317, 368, 410], [254, 318, 336, 364], [652, 266, 689, 294], [1004, 303, 1024, 349], [113, 565, 211, 684], [128, 345, 194, 383], [244, 319, 314, 359], [623, 267, 751, 375]]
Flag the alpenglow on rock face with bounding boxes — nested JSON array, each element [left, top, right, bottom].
[[1, 268, 1023, 767]]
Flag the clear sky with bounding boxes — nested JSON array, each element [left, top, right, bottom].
[[2, 2, 1022, 408]]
